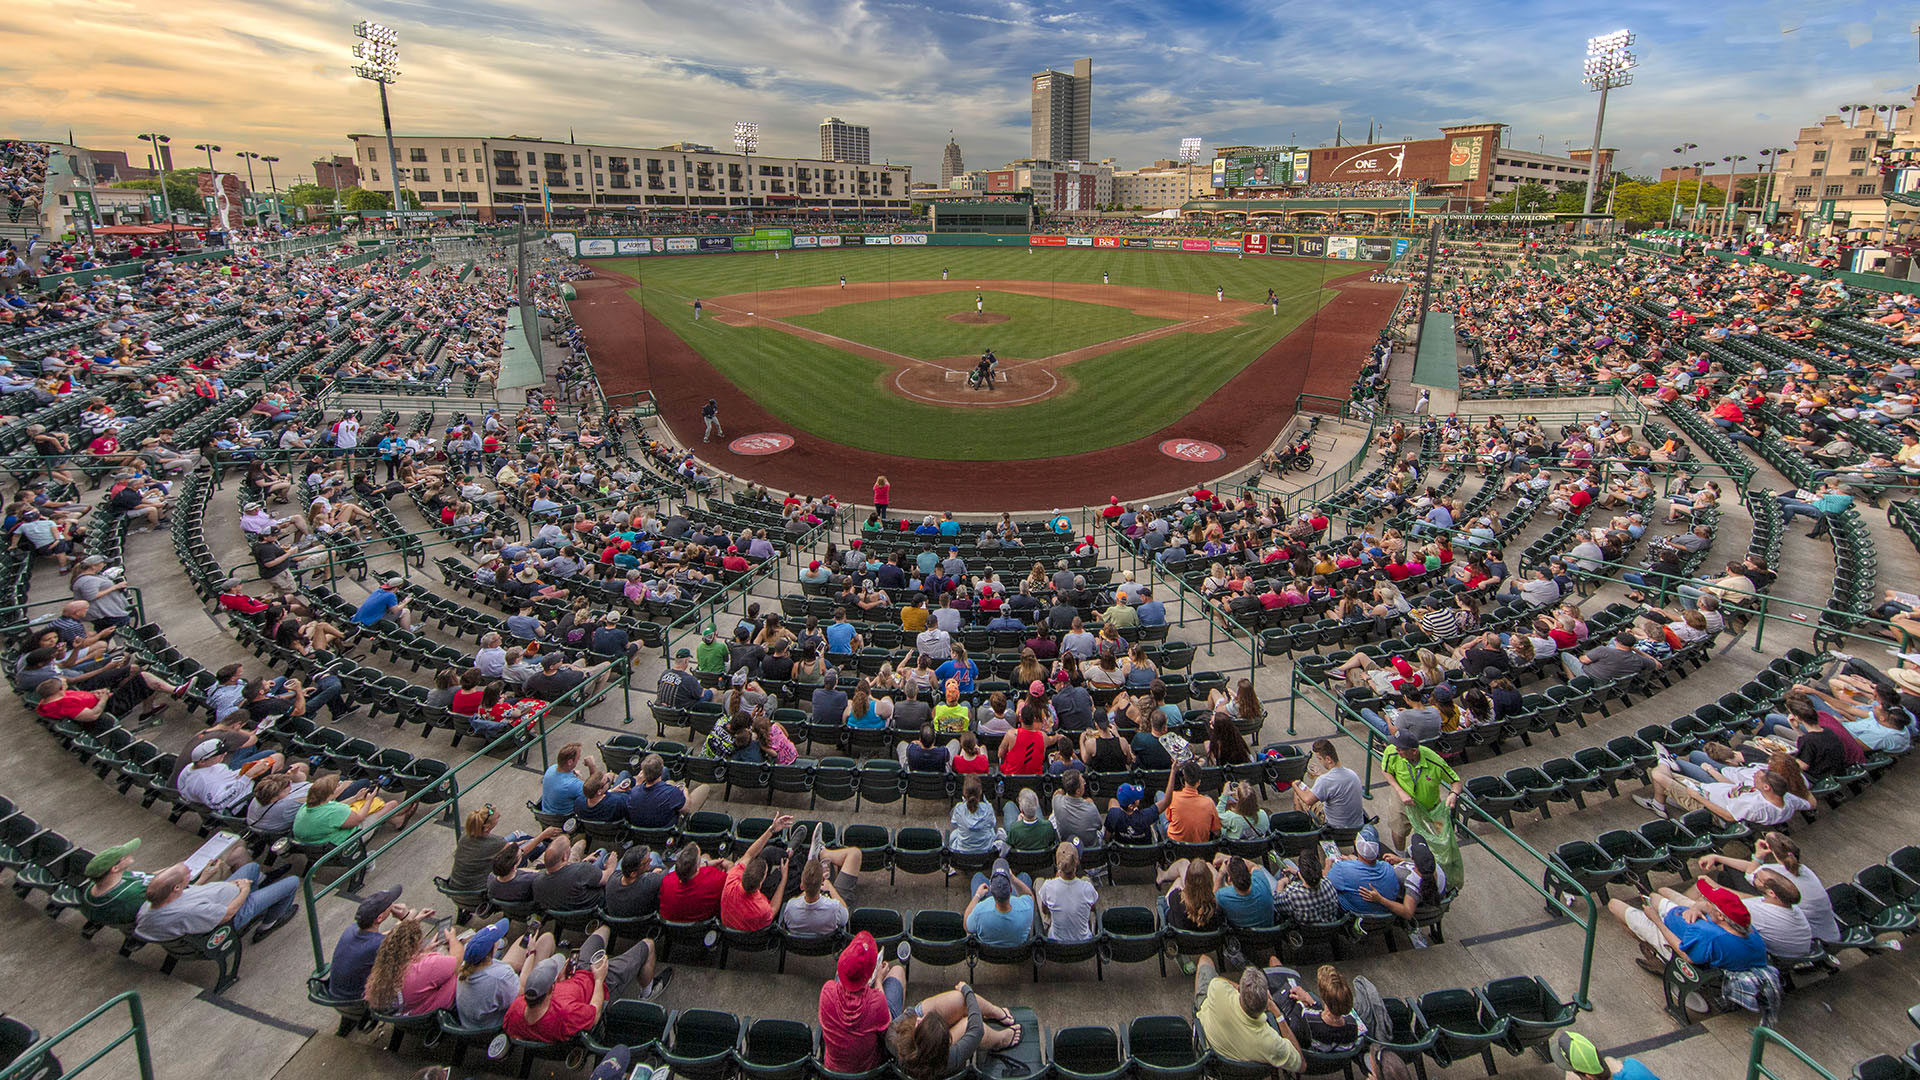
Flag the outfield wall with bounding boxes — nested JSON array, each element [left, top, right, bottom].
[[561, 228, 1408, 262]]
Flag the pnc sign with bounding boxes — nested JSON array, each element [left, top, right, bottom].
[[728, 433, 795, 456], [1158, 438, 1225, 463]]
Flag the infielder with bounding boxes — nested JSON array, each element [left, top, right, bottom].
[[1103, 271, 1110, 285], [692, 298, 702, 321], [1216, 285, 1224, 302], [839, 276, 847, 289], [942, 267, 949, 280]]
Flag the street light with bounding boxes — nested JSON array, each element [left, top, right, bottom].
[[1879, 104, 1910, 135], [1720, 154, 1748, 232], [138, 133, 175, 243], [732, 121, 758, 224], [194, 143, 221, 227], [1689, 160, 1716, 229], [1838, 104, 1873, 128], [260, 156, 281, 224], [236, 151, 263, 223], [1668, 143, 1698, 223], [353, 20, 407, 228], [1757, 146, 1792, 225], [1580, 29, 1636, 217], [1178, 136, 1203, 204]]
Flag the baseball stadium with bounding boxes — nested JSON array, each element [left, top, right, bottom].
[[4, 7, 1920, 1080]]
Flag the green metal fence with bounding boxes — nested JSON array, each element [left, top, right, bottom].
[[0, 991, 153, 1080], [1744, 1026, 1840, 1080]]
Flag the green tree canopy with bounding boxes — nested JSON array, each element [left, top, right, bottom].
[[1486, 182, 1554, 215], [339, 186, 423, 212], [109, 169, 203, 215]]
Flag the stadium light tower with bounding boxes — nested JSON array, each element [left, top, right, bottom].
[[733, 121, 759, 224], [1757, 146, 1791, 222], [194, 143, 222, 226], [236, 151, 263, 221], [1667, 143, 1697, 222], [352, 20, 407, 227], [1720, 153, 1747, 232], [1178, 136, 1204, 203], [1580, 29, 1636, 217], [1688, 159, 1716, 229]]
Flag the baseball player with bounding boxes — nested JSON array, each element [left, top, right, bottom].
[[692, 298, 702, 321], [1216, 285, 1224, 302], [1103, 271, 1110, 285], [976, 293, 984, 313], [942, 267, 949, 280], [840, 275, 847, 289], [701, 398, 722, 442]]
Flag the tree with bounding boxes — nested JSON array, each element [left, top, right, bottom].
[[340, 186, 422, 212], [282, 183, 342, 209], [1486, 182, 1553, 215], [1606, 179, 1727, 226], [110, 169, 203, 215]]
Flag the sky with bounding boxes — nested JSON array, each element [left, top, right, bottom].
[[3, 0, 1918, 187]]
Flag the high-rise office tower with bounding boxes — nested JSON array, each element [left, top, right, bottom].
[[940, 134, 965, 186], [818, 117, 871, 164], [1030, 58, 1091, 162]]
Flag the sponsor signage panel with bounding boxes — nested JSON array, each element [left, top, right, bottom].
[[1208, 239, 1240, 253], [1357, 237, 1393, 261], [1267, 234, 1294, 257], [1159, 438, 1225, 462], [729, 433, 794, 456], [1093, 236, 1121, 248], [1151, 238, 1181, 249], [863, 235, 892, 245], [1393, 238, 1412, 259], [1029, 234, 1067, 246], [1296, 237, 1326, 257], [732, 227, 793, 251], [615, 238, 662, 255], [792, 235, 819, 248], [1241, 234, 1267, 254], [1181, 238, 1213, 252], [1447, 137, 1484, 181], [549, 231, 577, 249], [665, 237, 698, 252], [698, 236, 733, 252], [1065, 235, 1094, 247], [817, 235, 842, 247], [577, 238, 616, 256], [893, 233, 928, 245], [1326, 236, 1358, 260], [1123, 237, 1154, 248]]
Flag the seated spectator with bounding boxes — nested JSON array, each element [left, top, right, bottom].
[[455, 919, 558, 1030], [1326, 826, 1403, 916], [530, 840, 616, 913], [293, 773, 411, 847], [818, 932, 905, 1075], [948, 776, 1002, 854], [1104, 782, 1160, 845], [1213, 854, 1277, 928], [658, 842, 727, 922], [1164, 761, 1222, 842], [1192, 958, 1302, 1073], [79, 838, 151, 932], [1276, 964, 1367, 1055], [887, 982, 1024, 1080], [1291, 739, 1365, 828], [364, 915, 462, 1016], [1036, 842, 1098, 943], [1606, 880, 1770, 976], [503, 925, 669, 1042], [604, 847, 665, 919], [1049, 770, 1104, 849], [328, 885, 420, 1001], [964, 858, 1036, 947], [721, 814, 795, 931], [447, 807, 560, 896], [488, 845, 539, 905], [134, 854, 300, 945]]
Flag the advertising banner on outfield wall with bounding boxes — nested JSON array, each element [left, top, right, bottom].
[[863, 236, 892, 245], [1358, 237, 1393, 261], [792, 235, 819, 248], [549, 232, 576, 250], [732, 228, 793, 251], [818, 235, 842, 247], [665, 237, 698, 253], [616, 238, 664, 255], [698, 236, 733, 253], [577, 238, 616, 256], [1065, 236, 1094, 247], [1296, 237, 1326, 257], [1093, 236, 1121, 248], [1326, 236, 1358, 260], [1208, 240, 1240, 253], [1151, 238, 1181, 250], [1267, 235, 1294, 256], [1124, 237, 1154, 249], [1393, 238, 1412, 259], [1029, 235, 1066, 246], [1181, 239, 1212, 252], [1241, 234, 1267, 254]]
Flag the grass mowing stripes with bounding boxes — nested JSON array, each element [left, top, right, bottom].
[[787, 290, 1172, 361], [590, 248, 1350, 460]]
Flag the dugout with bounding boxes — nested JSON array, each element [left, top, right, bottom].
[[928, 199, 1033, 234]]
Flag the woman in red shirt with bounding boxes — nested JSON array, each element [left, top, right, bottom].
[[872, 475, 890, 520], [951, 732, 990, 775], [997, 704, 1049, 775], [448, 670, 486, 717]]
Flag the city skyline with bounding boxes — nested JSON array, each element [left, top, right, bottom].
[[4, 0, 1918, 188]]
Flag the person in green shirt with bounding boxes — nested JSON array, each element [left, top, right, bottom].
[[933, 679, 972, 736], [80, 838, 151, 928], [292, 774, 409, 846], [1003, 789, 1057, 851], [1380, 731, 1465, 888], [694, 629, 729, 675]]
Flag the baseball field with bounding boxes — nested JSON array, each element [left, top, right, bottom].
[[583, 247, 1355, 460]]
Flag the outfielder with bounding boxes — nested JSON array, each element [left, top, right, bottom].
[[692, 297, 702, 321]]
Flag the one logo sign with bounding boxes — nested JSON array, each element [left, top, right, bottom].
[[729, 433, 795, 456], [1159, 439, 1225, 462]]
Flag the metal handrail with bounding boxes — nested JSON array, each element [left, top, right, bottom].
[[1098, 519, 1256, 680], [0, 991, 153, 1080], [1745, 1026, 1840, 1080], [1287, 677, 1599, 1009]]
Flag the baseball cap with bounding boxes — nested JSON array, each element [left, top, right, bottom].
[[190, 739, 226, 763], [462, 918, 510, 964], [1549, 1032, 1610, 1078], [1028, 680, 1045, 698], [988, 858, 1013, 901], [808, 560, 821, 571], [1354, 824, 1382, 861], [1116, 783, 1144, 807], [356, 885, 403, 927], [1392, 729, 1422, 751], [674, 648, 693, 659], [522, 955, 565, 1002], [589, 1046, 633, 1080], [84, 838, 140, 879], [1695, 877, 1752, 928]]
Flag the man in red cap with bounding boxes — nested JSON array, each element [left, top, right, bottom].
[[721, 546, 749, 573], [1100, 497, 1124, 520], [1605, 878, 1769, 977], [817, 931, 904, 1073]]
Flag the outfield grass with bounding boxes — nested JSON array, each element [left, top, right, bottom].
[[590, 248, 1351, 460], [787, 289, 1172, 361]]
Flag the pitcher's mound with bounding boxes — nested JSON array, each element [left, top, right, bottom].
[[946, 312, 1010, 324]]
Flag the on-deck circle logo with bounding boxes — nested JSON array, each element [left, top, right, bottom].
[[729, 433, 795, 455], [1159, 439, 1224, 462]]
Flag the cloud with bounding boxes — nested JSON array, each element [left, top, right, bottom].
[[0, 0, 1913, 188]]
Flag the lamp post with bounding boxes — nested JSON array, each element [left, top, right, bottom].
[[1580, 29, 1636, 219], [1720, 154, 1748, 234], [1757, 146, 1791, 229], [138, 133, 174, 244], [1668, 143, 1698, 223], [260, 156, 280, 224], [732, 121, 759, 225], [194, 143, 221, 228], [1838, 104, 1873, 128], [236, 151, 262, 224], [352, 20, 407, 231], [1688, 160, 1715, 230], [1880, 104, 1910, 135], [1178, 136, 1203, 206]]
